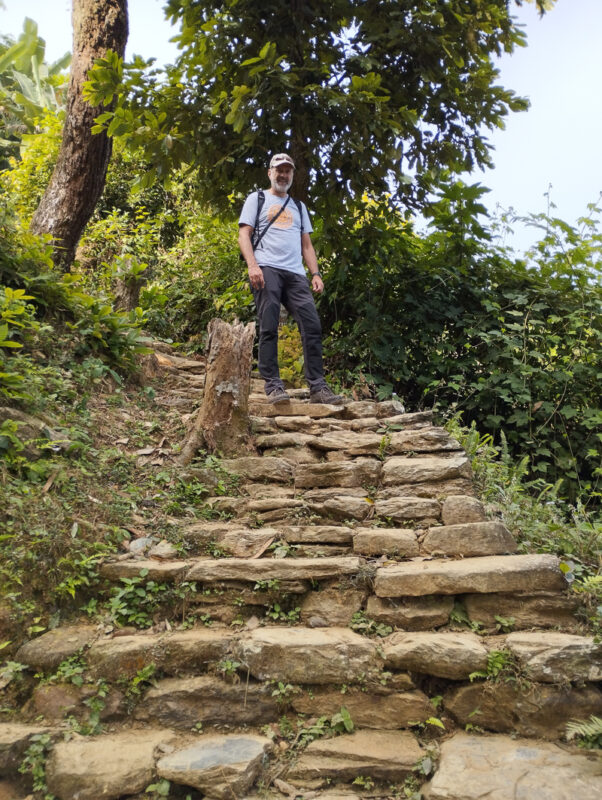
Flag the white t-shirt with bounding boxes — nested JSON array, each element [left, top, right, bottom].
[[239, 190, 313, 276]]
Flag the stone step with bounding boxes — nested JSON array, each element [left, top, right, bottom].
[[375, 554, 566, 597], [423, 732, 602, 800], [251, 411, 431, 436], [100, 555, 363, 585]]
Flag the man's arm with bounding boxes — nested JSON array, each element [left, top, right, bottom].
[[302, 232, 324, 294], [238, 224, 265, 289]]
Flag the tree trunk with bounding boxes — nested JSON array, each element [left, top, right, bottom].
[[30, 0, 128, 269], [178, 319, 256, 464]]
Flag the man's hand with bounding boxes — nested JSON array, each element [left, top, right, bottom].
[[311, 274, 324, 294], [248, 264, 265, 290]]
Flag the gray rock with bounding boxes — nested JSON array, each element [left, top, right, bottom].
[[100, 559, 189, 581], [157, 734, 272, 799], [423, 732, 602, 800], [421, 520, 517, 557], [383, 631, 488, 679]]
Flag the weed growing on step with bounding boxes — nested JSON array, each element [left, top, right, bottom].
[[270, 680, 301, 707], [102, 570, 198, 628], [469, 649, 524, 686], [216, 659, 242, 682], [449, 600, 483, 634], [565, 714, 602, 749], [349, 611, 392, 638], [18, 732, 54, 799], [265, 603, 301, 624], [121, 664, 158, 711]]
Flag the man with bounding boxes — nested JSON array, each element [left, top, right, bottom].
[[238, 153, 343, 405]]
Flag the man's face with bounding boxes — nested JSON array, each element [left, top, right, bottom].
[[269, 164, 294, 193]]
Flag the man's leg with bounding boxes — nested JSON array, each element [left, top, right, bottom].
[[252, 266, 287, 396], [283, 273, 328, 392]]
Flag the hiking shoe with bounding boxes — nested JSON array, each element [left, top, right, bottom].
[[310, 386, 344, 405], [267, 388, 291, 404]]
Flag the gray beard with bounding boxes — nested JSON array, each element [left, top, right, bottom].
[[271, 176, 293, 193]]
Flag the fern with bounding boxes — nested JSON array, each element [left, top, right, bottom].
[[566, 715, 602, 749]]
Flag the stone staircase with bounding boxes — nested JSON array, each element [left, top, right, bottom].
[[1, 355, 601, 799]]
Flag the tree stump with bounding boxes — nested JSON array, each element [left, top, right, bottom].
[[178, 319, 256, 464]]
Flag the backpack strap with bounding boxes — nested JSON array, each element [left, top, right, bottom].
[[293, 198, 304, 236], [253, 194, 291, 251]]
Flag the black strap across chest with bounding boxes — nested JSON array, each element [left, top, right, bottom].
[[251, 189, 305, 251]]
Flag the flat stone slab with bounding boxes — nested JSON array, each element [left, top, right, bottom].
[[307, 428, 461, 455], [445, 682, 602, 739], [256, 433, 314, 448], [134, 676, 279, 728], [505, 632, 602, 682], [235, 627, 382, 683], [423, 732, 602, 800], [46, 730, 174, 800], [250, 402, 345, 418], [0, 723, 52, 774], [353, 528, 419, 557], [87, 629, 231, 680], [295, 459, 381, 489], [100, 559, 189, 581], [220, 456, 294, 483], [305, 494, 373, 521], [279, 525, 354, 544], [421, 521, 517, 557], [287, 729, 422, 784], [186, 556, 361, 583], [292, 688, 431, 729], [382, 454, 472, 485], [16, 625, 97, 671], [375, 554, 566, 597], [373, 496, 441, 522], [157, 734, 271, 799], [384, 632, 488, 679], [366, 596, 454, 630], [464, 591, 580, 631], [300, 585, 365, 626]]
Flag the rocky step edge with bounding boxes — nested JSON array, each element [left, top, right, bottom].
[[3, 722, 600, 800], [0, 628, 602, 800]]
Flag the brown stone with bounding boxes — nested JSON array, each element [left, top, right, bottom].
[[16, 625, 97, 671], [220, 456, 294, 483], [421, 521, 517, 557], [423, 732, 602, 800], [299, 585, 366, 626], [504, 632, 602, 683], [250, 402, 345, 418], [366, 596, 454, 631], [100, 559, 189, 582], [46, 730, 174, 800], [295, 459, 381, 489], [0, 724, 52, 776], [353, 529, 419, 557], [445, 682, 602, 739], [134, 676, 279, 728], [186, 556, 361, 583], [235, 627, 382, 683], [374, 497, 441, 522], [378, 479, 475, 499], [263, 446, 322, 464], [256, 433, 314, 448], [29, 684, 83, 720], [286, 729, 423, 785], [375, 554, 566, 597], [306, 495, 373, 521], [292, 688, 431, 729], [464, 592, 580, 632], [87, 629, 230, 680], [382, 455, 472, 486], [441, 495, 486, 525], [279, 526, 354, 544], [384, 632, 488, 679]]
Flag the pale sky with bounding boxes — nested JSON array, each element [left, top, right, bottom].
[[2, 0, 601, 252]]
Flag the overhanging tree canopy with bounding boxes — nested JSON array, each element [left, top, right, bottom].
[[91, 0, 551, 218]]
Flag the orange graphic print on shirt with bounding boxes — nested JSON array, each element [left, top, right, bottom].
[[266, 203, 294, 229]]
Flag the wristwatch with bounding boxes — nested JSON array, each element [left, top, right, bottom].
[[312, 271, 322, 278]]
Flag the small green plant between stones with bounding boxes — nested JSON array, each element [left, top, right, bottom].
[[349, 611, 392, 638], [18, 733, 54, 799], [566, 715, 602, 749]]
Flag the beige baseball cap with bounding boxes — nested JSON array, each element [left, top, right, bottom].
[[269, 153, 295, 168]]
